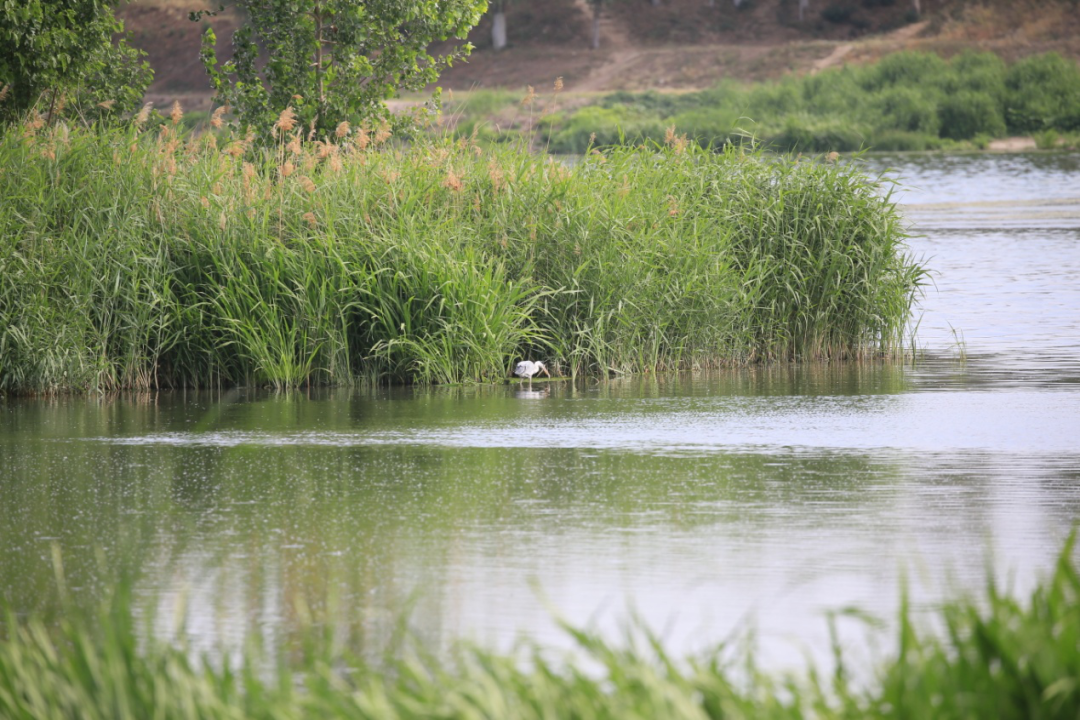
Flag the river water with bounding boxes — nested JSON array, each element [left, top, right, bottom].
[[1, 153, 1078, 668]]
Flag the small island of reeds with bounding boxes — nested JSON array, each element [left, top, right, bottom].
[[0, 117, 926, 393]]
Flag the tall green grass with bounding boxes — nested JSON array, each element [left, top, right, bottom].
[[2, 536, 1078, 719], [0, 118, 924, 392], [542, 50, 1080, 153]]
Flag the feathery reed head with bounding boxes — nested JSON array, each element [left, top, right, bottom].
[[275, 107, 298, 134], [210, 106, 227, 129], [134, 102, 153, 126]]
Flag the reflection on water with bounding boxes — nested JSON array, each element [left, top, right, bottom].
[[1, 153, 1079, 667]]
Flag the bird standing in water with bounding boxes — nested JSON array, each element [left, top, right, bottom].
[[512, 360, 550, 381]]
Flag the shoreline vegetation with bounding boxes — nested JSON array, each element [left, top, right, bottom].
[[2, 536, 1078, 718], [0, 106, 928, 397], [442, 51, 1080, 154], [0, 108, 925, 394]]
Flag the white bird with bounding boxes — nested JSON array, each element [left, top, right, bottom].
[[512, 360, 550, 380]]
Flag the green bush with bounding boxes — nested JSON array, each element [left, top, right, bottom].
[[870, 86, 940, 134], [939, 90, 1006, 140], [667, 107, 746, 145], [946, 50, 1007, 103], [1034, 128, 1060, 150], [1005, 52, 1080, 133], [870, 130, 941, 152], [860, 50, 949, 91], [763, 115, 867, 152], [546, 105, 664, 153]]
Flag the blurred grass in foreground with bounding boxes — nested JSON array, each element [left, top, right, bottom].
[[1, 536, 1078, 719]]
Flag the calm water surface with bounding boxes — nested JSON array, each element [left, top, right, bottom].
[[2, 153, 1079, 668]]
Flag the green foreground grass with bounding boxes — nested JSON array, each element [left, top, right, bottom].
[[0, 118, 924, 393], [2, 536, 1079, 719]]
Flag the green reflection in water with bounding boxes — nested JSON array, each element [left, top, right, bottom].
[[0, 365, 914, 652]]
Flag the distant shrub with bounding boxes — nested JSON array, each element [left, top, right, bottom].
[[446, 89, 518, 119], [668, 108, 745, 146], [1005, 52, 1080, 133], [821, 4, 855, 23], [452, 120, 515, 144], [764, 115, 866, 152], [751, 79, 805, 116], [871, 130, 941, 152], [871, 86, 940, 134], [860, 51, 948, 91], [1034, 128, 1060, 150], [947, 51, 1007, 103], [799, 69, 865, 116], [938, 90, 1006, 140], [547, 106, 664, 153], [600, 90, 695, 117]]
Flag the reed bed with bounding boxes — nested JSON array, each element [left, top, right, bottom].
[[0, 117, 925, 392], [2, 537, 1078, 719]]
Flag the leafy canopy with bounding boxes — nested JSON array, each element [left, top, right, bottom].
[[200, 0, 488, 141], [0, 0, 151, 123]]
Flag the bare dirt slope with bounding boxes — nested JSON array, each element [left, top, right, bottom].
[[120, 0, 1080, 109]]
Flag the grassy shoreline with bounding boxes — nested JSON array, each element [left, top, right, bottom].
[[442, 51, 1080, 154], [2, 536, 1078, 718], [0, 119, 925, 393]]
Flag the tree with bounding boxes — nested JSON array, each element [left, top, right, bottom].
[[0, 0, 151, 123], [492, 0, 508, 51], [200, 0, 487, 141], [588, 0, 607, 50]]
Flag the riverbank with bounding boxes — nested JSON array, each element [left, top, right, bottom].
[[0, 121, 924, 393], [439, 50, 1080, 154], [2, 535, 1077, 718]]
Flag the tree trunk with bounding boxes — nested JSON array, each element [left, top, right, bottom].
[[651, 0, 661, 6], [591, 1, 601, 50], [912, 0, 921, 15], [799, 0, 809, 21], [492, 5, 507, 51]]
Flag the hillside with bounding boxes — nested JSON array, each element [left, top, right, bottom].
[[121, 0, 1080, 111]]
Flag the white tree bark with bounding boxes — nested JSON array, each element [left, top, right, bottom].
[[912, 0, 921, 15], [492, 9, 507, 51], [799, 0, 809, 21], [591, 1, 601, 49]]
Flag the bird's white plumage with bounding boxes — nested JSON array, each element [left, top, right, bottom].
[[512, 360, 549, 379]]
